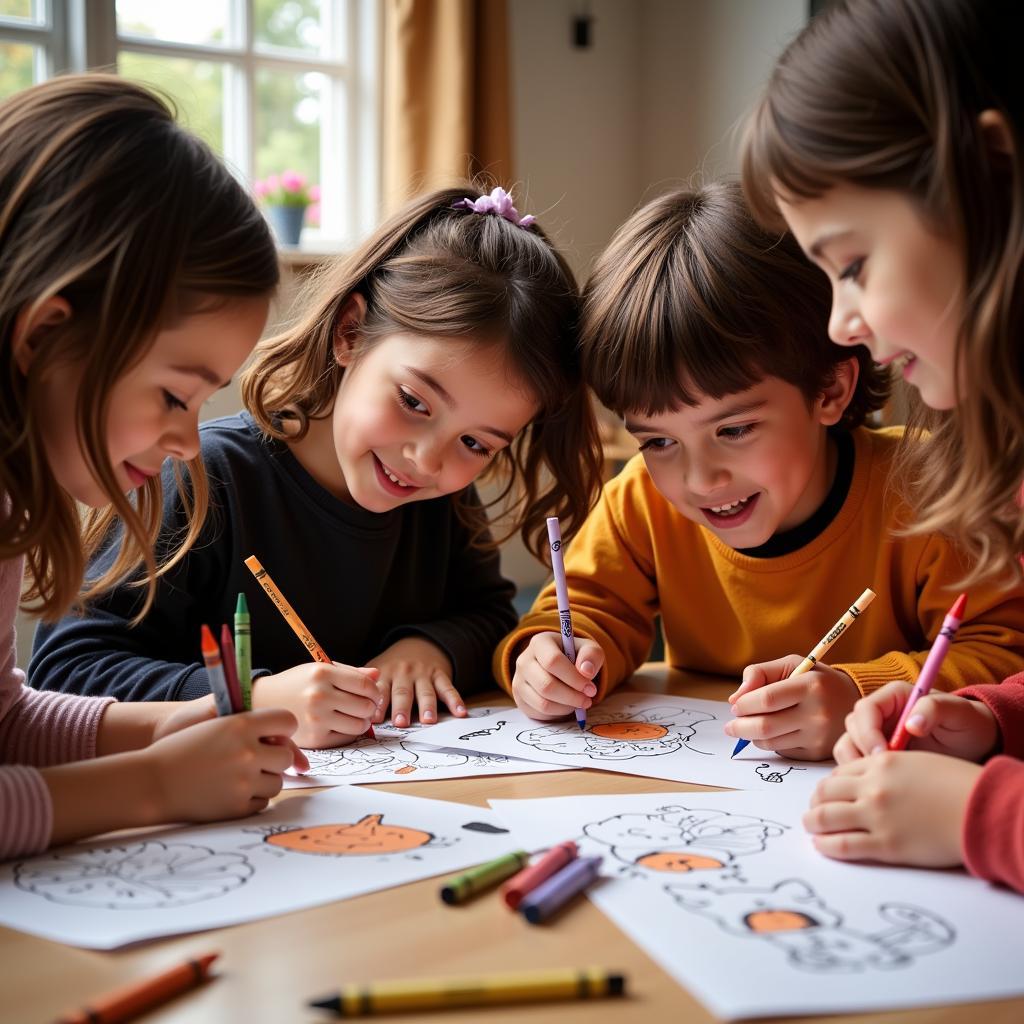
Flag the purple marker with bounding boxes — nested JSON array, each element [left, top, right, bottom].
[[519, 855, 602, 924], [547, 516, 586, 731]]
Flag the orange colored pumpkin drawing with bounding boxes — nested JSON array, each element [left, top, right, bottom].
[[264, 814, 434, 856], [744, 909, 818, 933], [636, 852, 725, 873], [590, 721, 669, 741]]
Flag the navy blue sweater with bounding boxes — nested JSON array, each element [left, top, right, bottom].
[[29, 413, 517, 702]]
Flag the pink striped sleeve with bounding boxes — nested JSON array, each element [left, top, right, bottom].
[[0, 765, 52, 860]]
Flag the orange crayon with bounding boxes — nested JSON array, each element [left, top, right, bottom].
[[57, 952, 219, 1024], [244, 555, 375, 738]]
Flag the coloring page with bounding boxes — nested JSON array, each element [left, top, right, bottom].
[[490, 790, 1024, 1019], [288, 706, 568, 788], [0, 788, 517, 949], [413, 692, 831, 794]]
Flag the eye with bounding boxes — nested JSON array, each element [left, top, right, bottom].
[[638, 437, 675, 452], [163, 389, 188, 412], [398, 387, 427, 413], [718, 423, 756, 440], [461, 435, 493, 458], [839, 257, 864, 283]]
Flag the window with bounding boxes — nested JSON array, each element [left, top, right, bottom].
[[0, 0, 379, 249]]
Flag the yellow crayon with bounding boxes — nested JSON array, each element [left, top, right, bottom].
[[244, 555, 331, 664], [792, 587, 877, 674], [309, 967, 626, 1016]]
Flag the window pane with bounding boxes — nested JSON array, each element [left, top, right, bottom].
[[116, 0, 231, 48], [254, 0, 326, 57], [254, 68, 323, 194], [0, 41, 41, 99], [0, 0, 42, 25], [118, 52, 225, 154]]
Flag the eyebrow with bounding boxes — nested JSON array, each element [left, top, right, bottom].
[[171, 364, 230, 389], [404, 366, 515, 444], [809, 230, 856, 260], [625, 400, 767, 434]]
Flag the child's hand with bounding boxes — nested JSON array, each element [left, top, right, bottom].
[[804, 750, 981, 868], [725, 655, 860, 761], [834, 681, 1000, 763], [150, 694, 218, 743], [252, 663, 380, 748], [145, 708, 306, 822], [511, 632, 601, 721], [366, 636, 464, 727]]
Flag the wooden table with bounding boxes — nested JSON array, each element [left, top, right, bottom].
[[4, 666, 1021, 1024]]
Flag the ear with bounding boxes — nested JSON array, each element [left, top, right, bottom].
[[11, 295, 72, 376], [332, 292, 368, 367], [978, 109, 1015, 163], [816, 356, 859, 427]]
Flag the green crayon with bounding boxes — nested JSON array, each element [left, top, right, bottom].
[[439, 850, 529, 905], [234, 592, 252, 711]]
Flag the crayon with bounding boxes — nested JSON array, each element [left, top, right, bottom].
[[439, 849, 529, 905], [57, 951, 219, 1024], [308, 967, 626, 1016], [502, 840, 578, 909], [519, 855, 602, 924], [200, 624, 233, 717], [731, 586, 876, 757], [220, 623, 243, 714], [889, 593, 967, 751], [244, 554, 374, 739], [547, 516, 586, 731], [234, 592, 253, 711]]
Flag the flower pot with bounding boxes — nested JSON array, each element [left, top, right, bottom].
[[266, 204, 306, 248]]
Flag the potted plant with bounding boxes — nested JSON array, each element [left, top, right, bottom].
[[253, 171, 320, 248]]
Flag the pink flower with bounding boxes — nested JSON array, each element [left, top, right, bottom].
[[252, 179, 270, 199], [306, 202, 321, 226], [281, 170, 307, 193], [266, 174, 280, 193], [308, 184, 321, 202]]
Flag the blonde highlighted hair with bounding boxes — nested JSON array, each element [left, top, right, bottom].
[[742, 0, 1024, 585], [0, 74, 279, 620], [242, 184, 603, 561]]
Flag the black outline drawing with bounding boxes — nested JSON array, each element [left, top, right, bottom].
[[666, 878, 955, 973], [581, 805, 786, 882], [302, 739, 495, 778], [755, 763, 808, 784], [256, 813, 443, 859], [458, 720, 507, 740], [517, 704, 714, 761], [14, 841, 252, 909]]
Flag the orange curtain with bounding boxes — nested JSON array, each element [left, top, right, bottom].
[[382, 0, 513, 211]]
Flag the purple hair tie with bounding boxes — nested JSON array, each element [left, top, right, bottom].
[[452, 186, 536, 229]]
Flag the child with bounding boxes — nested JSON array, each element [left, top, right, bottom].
[[497, 181, 1024, 761], [0, 75, 304, 859], [30, 185, 603, 744], [741, 0, 1024, 890]]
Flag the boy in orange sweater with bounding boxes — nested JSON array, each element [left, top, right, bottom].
[[494, 183, 1024, 760]]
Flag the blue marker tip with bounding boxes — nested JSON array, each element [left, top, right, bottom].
[[730, 737, 749, 758], [576, 710, 586, 731]]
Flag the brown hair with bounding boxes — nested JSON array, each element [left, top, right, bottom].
[[742, 0, 1024, 585], [581, 181, 888, 421], [242, 184, 602, 562], [0, 74, 279, 620]]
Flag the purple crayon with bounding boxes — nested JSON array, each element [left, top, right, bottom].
[[547, 516, 586, 731], [519, 855, 602, 924]]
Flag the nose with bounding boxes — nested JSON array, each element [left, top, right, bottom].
[[404, 435, 443, 480], [684, 450, 728, 496], [162, 414, 201, 462], [828, 282, 868, 348]]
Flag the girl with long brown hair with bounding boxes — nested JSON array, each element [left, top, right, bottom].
[[32, 185, 603, 743], [1, 74, 304, 860], [742, 0, 1024, 892]]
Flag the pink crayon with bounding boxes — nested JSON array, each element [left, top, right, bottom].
[[502, 841, 579, 910], [888, 593, 967, 751]]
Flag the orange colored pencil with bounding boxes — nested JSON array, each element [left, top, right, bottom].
[[244, 555, 375, 738], [56, 952, 219, 1024]]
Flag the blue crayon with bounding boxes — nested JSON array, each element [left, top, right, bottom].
[[519, 856, 602, 924]]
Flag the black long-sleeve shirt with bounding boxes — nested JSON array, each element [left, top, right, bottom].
[[29, 413, 517, 702]]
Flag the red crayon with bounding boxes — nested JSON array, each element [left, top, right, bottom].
[[502, 840, 579, 910], [57, 952, 219, 1024], [220, 624, 244, 714]]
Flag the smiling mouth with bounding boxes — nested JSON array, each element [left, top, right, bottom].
[[374, 454, 422, 490], [699, 492, 760, 529], [704, 495, 754, 517]]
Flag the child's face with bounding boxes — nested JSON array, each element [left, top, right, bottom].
[[40, 297, 269, 506], [625, 376, 838, 548], [327, 334, 538, 512], [778, 183, 965, 410]]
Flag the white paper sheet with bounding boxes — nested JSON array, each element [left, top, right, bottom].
[[0, 788, 518, 949], [288, 706, 569, 788], [412, 692, 832, 794], [490, 790, 1024, 1019]]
